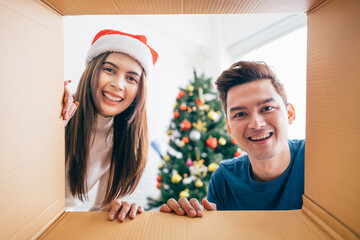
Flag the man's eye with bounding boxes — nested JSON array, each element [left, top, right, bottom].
[[262, 106, 274, 111], [234, 112, 246, 118]]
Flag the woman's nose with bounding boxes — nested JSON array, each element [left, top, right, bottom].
[[111, 75, 125, 91]]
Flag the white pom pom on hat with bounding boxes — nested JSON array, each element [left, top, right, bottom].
[[85, 29, 158, 79]]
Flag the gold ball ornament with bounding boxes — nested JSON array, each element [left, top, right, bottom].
[[179, 189, 190, 198], [167, 129, 173, 135], [207, 110, 219, 121], [208, 163, 219, 172], [186, 84, 195, 92], [179, 140, 185, 147], [195, 179, 203, 188], [158, 163, 163, 169], [164, 155, 170, 162], [218, 137, 226, 146], [171, 173, 182, 183]]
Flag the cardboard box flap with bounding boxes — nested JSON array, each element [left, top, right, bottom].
[[42, 0, 326, 15], [40, 211, 332, 240], [306, 0, 360, 235]]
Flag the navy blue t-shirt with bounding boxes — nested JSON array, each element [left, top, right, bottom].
[[207, 139, 305, 210]]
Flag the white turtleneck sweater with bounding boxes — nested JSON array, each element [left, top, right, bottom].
[[65, 114, 114, 211]]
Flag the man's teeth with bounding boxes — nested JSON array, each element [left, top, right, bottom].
[[103, 92, 122, 102], [250, 133, 271, 141]]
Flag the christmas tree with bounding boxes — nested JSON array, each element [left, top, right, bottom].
[[147, 71, 243, 210]]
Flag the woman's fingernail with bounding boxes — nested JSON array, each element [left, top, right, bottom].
[[74, 101, 79, 107], [189, 209, 196, 216], [120, 214, 125, 221], [66, 98, 70, 104]]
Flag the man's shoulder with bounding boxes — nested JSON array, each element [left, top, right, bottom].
[[288, 139, 305, 150], [210, 154, 249, 182], [219, 154, 249, 170]]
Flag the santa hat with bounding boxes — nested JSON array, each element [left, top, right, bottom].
[[85, 29, 158, 79]]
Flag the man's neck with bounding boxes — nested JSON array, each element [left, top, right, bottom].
[[249, 145, 291, 182]]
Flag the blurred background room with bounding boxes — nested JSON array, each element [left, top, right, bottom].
[[64, 14, 307, 211]]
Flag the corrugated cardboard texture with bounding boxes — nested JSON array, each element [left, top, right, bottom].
[[42, 0, 324, 15], [306, 0, 360, 236], [303, 197, 358, 240], [0, 0, 64, 239], [41, 211, 332, 240]]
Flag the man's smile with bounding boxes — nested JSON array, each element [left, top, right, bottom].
[[248, 132, 273, 142]]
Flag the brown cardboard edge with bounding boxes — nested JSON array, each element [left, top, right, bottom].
[[40, 0, 64, 16], [306, 0, 330, 14], [302, 196, 359, 240], [33, 210, 67, 240]]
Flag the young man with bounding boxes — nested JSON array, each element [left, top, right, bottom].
[[160, 61, 304, 217]]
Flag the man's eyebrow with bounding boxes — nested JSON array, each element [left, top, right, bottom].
[[229, 98, 276, 113], [229, 106, 246, 113], [257, 98, 275, 106]]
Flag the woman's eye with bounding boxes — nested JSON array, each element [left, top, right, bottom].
[[128, 76, 138, 83], [104, 68, 114, 73]]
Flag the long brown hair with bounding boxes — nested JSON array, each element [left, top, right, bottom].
[[215, 61, 288, 113], [65, 52, 148, 205]]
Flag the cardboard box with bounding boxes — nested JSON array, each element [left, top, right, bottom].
[[0, 0, 358, 239]]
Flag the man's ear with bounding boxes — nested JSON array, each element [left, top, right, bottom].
[[225, 118, 232, 135], [287, 103, 296, 124]]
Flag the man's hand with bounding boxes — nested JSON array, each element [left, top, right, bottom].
[[159, 197, 216, 217], [102, 199, 144, 222]]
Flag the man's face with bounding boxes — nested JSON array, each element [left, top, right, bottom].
[[226, 79, 294, 161]]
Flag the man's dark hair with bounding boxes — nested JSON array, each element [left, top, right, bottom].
[[215, 61, 288, 113]]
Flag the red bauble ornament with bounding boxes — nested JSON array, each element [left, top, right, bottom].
[[157, 176, 162, 182], [206, 137, 218, 149], [174, 111, 180, 118], [231, 137, 237, 145], [157, 182, 162, 188], [180, 103, 187, 111], [234, 151, 244, 157], [195, 98, 202, 106], [180, 119, 192, 131], [177, 90, 185, 99], [182, 137, 189, 143]]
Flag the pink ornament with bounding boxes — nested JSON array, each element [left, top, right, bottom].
[[186, 159, 193, 166]]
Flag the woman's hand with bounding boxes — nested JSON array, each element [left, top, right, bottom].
[[102, 199, 144, 222], [62, 80, 79, 125]]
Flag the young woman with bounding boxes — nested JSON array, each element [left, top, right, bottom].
[[61, 29, 158, 222]]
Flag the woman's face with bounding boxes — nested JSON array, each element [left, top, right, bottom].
[[94, 52, 142, 117]]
